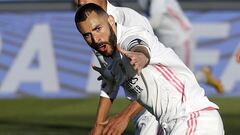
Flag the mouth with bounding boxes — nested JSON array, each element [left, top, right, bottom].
[[98, 44, 107, 52]]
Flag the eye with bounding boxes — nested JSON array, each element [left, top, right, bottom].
[[96, 26, 101, 32], [83, 33, 90, 39]]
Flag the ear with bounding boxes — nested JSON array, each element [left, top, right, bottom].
[[108, 15, 115, 27]]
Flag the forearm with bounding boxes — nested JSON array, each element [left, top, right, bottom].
[[118, 100, 144, 120], [101, 100, 144, 135], [131, 45, 150, 67], [95, 96, 113, 124]]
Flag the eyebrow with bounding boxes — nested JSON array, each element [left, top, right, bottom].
[[82, 24, 101, 36], [92, 24, 101, 31]]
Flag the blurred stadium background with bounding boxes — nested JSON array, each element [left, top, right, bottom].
[[0, 0, 240, 134]]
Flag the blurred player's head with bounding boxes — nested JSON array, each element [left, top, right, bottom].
[[75, 3, 117, 57], [74, 0, 107, 11]]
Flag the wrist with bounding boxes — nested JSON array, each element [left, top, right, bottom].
[[95, 119, 108, 127], [94, 122, 105, 128], [118, 110, 134, 121]]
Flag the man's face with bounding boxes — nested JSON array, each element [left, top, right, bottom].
[[77, 11, 117, 57]]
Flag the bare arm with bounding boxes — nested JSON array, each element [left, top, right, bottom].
[[103, 100, 144, 135], [90, 97, 113, 135], [119, 100, 144, 119], [131, 45, 150, 65]]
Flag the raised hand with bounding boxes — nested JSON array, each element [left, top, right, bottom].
[[92, 65, 119, 94], [117, 47, 149, 75]]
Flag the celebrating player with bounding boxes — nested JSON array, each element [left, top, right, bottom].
[[74, 0, 160, 134], [75, 3, 225, 135]]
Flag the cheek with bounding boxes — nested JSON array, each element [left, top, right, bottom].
[[104, 32, 111, 42], [83, 36, 92, 44], [85, 38, 91, 44]]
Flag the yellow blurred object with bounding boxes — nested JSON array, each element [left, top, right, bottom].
[[202, 67, 224, 93]]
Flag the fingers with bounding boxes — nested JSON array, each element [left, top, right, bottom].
[[117, 46, 133, 59], [103, 123, 120, 135], [118, 47, 142, 75], [92, 65, 107, 77], [117, 46, 126, 55], [92, 65, 103, 73], [117, 47, 136, 67], [102, 118, 112, 135], [102, 117, 124, 135], [102, 118, 111, 135], [97, 75, 103, 81]]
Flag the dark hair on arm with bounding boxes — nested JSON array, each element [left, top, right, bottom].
[[75, 3, 107, 32]]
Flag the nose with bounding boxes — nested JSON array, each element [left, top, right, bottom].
[[92, 34, 101, 44]]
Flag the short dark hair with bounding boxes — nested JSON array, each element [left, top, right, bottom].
[[75, 3, 107, 32]]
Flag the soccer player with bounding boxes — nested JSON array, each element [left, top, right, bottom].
[[74, 0, 160, 135], [137, 0, 224, 93], [75, 3, 225, 135]]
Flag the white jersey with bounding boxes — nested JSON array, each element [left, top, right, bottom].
[[101, 24, 219, 130]]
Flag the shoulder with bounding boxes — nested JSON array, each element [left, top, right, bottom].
[[120, 25, 150, 41], [119, 25, 151, 50]]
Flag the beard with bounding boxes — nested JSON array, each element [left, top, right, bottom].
[[94, 24, 117, 57]]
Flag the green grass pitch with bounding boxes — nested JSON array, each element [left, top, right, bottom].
[[0, 97, 239, 135]]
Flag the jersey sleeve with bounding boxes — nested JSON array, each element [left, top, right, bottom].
[[121, 35, 151, 53]]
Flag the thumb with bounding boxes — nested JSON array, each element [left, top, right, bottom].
[[117, 46, 133, 60], [117, 46, 128, 56]]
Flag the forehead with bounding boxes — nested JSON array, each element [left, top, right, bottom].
[[85, 11, 106, 23], [78, 11, 107, 31]]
